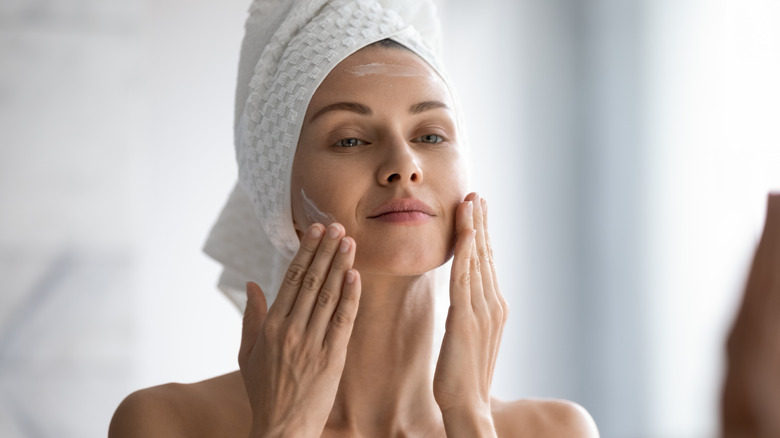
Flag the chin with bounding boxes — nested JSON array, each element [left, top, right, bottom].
[[354, 241, 450, 277]]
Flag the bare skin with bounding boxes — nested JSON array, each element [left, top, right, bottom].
[[722, 193, 780, 438], [109, 45, 599, 437], [109, 371, 595, 438]]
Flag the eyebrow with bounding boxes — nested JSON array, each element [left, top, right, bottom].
[[308, 99, 451, 123], [309, 102, 372, 123], [409, 100, 450, 115]]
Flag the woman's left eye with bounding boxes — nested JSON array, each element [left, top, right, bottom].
[[415, 134, 444, 144], [335, 138, 366, 147]]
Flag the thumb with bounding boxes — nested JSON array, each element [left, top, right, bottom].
[[239, 281, 268, 368]]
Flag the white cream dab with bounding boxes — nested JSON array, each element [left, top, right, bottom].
[[301, 189, 336, 226], [346, 62, 430, 78]]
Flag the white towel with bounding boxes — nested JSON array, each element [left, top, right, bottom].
[[203, 0, 455, 311]]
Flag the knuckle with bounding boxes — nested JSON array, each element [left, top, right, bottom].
[[284, 263, 307, 287], [470, 255, 481, 273], [478, 246, 490, 260], [343, 290, 360, 303], [281, 327, 301, 349], [316, 287, 337, 309], [456, 271, 471, 287], [318, 242, 338, 257], [331, 255, 351, 271], [300, 236, 320, 252], [303, 271, 324, 290], [332, 307, 355, 328], [341, 283, 361, 301]]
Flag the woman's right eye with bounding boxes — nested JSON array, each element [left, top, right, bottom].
[[335, 138, 365, 147]]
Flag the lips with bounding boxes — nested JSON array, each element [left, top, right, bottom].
[[367, 198, 436, 223]]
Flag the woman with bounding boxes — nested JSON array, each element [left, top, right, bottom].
[[109, 0, 599, 436]]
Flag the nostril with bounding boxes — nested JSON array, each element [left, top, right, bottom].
[[387, 173, 400, 183]]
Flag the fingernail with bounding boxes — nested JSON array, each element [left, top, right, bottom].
[[339, 237, 350, 253], [466, 200, 473, 215], [309, 224, 323, 239], [328, 223, 340, 238], [345, 270, 356, 284]]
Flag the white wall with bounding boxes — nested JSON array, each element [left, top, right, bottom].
[[0, 1, 245, 436]]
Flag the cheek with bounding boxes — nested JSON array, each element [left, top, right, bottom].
[[299, 188, 337, 226], [434, 151, 470, 204], [291, 167, 362, 232], [291, 184, 339, 230]]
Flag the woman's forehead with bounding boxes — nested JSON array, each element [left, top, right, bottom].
[[307, 45, 451, 115]]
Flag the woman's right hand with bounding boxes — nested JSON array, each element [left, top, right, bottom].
[[238, 223, 361, 438]]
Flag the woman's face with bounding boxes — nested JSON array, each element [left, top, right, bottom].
[[291, 44, 467, 276]]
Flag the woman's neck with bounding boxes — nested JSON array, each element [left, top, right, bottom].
[[325, 271, 444, 436]]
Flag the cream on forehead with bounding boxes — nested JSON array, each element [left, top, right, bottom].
[[346, 62, 433, 78], [301, 189, 336, 226]]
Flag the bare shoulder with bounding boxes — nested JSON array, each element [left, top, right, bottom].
[[108, 371, 249, 438], [491, 397, 599, 438]]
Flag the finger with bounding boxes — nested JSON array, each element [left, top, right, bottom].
[[757, 194, 780, 317], [466, 195, 487, 315], [323, 269, 361, 353], [483, 197, 506, 317], [271, 223, 325, 318], [307, 236, 356, 336], [239, 281, 268, 368], [741, 195, 780, 314], [449, 200, 476, 315], [759, 193, 780, 272], [728, 194, 780, 354], [289, 223, 345, 327], [474, 195, 496, 303], [481, 197, 507, 380]]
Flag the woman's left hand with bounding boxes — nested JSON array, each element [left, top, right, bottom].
[[434, 192, 508, 437]]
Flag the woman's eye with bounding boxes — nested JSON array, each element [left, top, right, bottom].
[[416, 134, 444, 144], [335, 138, 365, 148]]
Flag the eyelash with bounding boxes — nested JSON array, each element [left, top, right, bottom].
[[415, 134, 444, 144], [334, 134, 446, 148], [334, 138, 367, 148]]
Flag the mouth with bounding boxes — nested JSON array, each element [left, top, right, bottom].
[[367, 198, 436, 224]]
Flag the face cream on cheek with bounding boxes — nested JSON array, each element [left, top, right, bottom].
[[301, 189, 336, 226]]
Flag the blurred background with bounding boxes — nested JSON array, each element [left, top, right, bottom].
[[1, 0, 778, 437]]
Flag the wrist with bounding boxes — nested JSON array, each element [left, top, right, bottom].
[[440, 404, 497, 438]]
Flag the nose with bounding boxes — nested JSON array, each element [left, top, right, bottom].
[[377, 138, 423, 186]]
